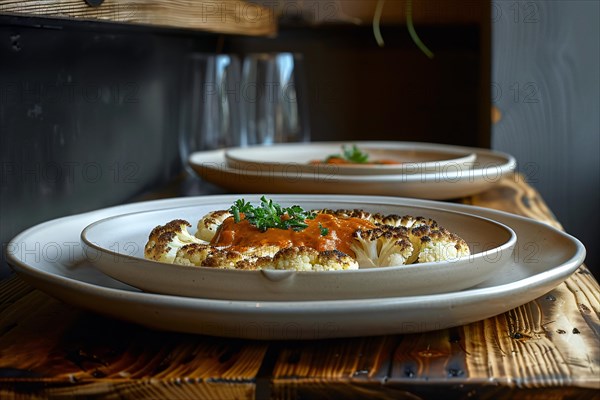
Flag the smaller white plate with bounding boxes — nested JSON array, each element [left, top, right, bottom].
[[190, 143, 516, 200], [225, 142, 477, 176], [80, 199, 517, 301]]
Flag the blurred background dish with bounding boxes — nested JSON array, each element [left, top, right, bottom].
[[224, 141, 477, 175], [190, 144, 515, 200]]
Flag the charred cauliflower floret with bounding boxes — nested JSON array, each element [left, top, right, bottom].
[[405, 216, 439, 230], [235, 257, 270, 271], [175, 245, 357, 271], [312, 208, 379, 222], [238, 245, 282, 259], [195, 210, 231, 241], [144, 219, 207, 263], [173, 243, 213, 266], [350, 226, 414, 268], [408, 227, 470, 264], [372, 214, 438, 230], [232, 256, 280, 271], [271, 246, 359, 271], [201, 249, 246, 269], [174, 244, 247, 269]]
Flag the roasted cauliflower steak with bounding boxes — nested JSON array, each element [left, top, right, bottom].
[[145, 207, 470, 270]]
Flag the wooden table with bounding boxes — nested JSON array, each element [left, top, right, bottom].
[[1, 174, 598, 399]]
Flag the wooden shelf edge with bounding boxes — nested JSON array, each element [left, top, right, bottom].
[[0, 0, 277, 36]]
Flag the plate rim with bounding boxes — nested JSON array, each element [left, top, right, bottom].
[[190, 147, 517, 182], [5, 195, 586, 338], [7, 194, 585, 307], [188, 143, 518, 201]]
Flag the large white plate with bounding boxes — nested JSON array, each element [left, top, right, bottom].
[[6, 195, 585, 340], [225, 141, 477, 176], [189, 143, 516, 200], [80, 200, 517, 301]]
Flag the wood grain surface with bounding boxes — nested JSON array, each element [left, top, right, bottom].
[[0, 0, 276, 36], [0, 174, 598, 400]]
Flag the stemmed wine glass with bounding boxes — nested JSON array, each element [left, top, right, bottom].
[[241, 52, 310, 146], [179, 53, 244, 169]]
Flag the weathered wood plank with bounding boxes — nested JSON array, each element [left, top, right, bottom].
[[388, 328, 468, 383], [271, 336, 397, 382], [0, 289, 267, 398], [271, 336, 399, 399], [1, 381, 255, 400], [0, 276, 33, 307], [461, 173, 562, 229], [0, 299, 268, 380], [270, 383, 599, 400]]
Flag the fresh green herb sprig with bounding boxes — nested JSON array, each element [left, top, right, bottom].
[[229, 196, 316, 232], [326, 144, 370, 164], [318, 223, 329, 236]]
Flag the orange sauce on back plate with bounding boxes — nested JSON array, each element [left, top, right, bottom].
[[308, 157, 400, 165]]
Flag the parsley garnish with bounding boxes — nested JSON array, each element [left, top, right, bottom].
[[326, 144, 370, 164], [229, 196, 316, 232], [318, 223, 329, 236]]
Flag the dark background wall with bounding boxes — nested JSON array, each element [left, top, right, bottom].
[[225, 24, 489, 147], [491, 0, 599, 273], [0, 16, 218, 277]]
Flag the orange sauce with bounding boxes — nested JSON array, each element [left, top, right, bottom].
[[211, 213, 375, 256], [309, 157, 400, 165]]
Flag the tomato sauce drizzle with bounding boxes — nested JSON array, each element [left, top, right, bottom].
[[211, 213, 375, 256]]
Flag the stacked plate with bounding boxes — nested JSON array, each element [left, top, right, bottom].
[[189, 141, 517, 199], [7, 194, 585, 340]]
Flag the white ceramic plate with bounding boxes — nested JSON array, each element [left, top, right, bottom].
[[6, 195, 585, 340], [80, 200, 517, 301], [224, 141, 477, 176], [190, 143, 516, 200]]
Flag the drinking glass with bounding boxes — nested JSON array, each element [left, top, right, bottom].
[[179, 53, 243, 169], [241, 53, 310, 145]]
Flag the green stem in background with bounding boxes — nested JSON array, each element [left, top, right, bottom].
[[406, 0, 435, 59], [373, 0, 435, 59], [373, 0, 386, 47]]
